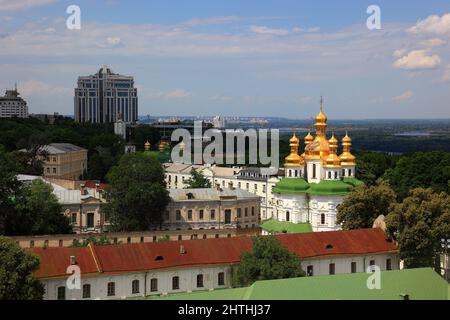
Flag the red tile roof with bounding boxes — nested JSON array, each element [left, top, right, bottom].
[[30, 228, 397, 279]]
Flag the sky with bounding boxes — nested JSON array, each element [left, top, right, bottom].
[[1, 0, 450, 119]]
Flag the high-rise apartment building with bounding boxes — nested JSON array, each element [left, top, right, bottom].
[[74, 66, 138, 123], [0, 85, 28, 118]]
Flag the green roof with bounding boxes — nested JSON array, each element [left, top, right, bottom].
[[260, 219, 313, 234], [306, 179, 353, 196], [273, 178, 310, 194], [147, 268, 449, 300], [273, 177, 365, 196]]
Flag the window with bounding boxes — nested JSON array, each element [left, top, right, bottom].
[[57, 286, 66, 300], [245, 208, 248, 217], [127, 237, 131, 244], [53, 167, 56, 174], [210, 209, 215, 220], [188, 210, 193, 221], [197, 274, 204, 288], [349, 169, 352, 176], [238, 182, 241, 189], [286, 211, 290, 222], [199, 210, 204, 220], [59, 240, 63, 247], [176, 210, 181, 221], [218, 272, 225, 286], [254, 184, 258, 191], [140, 236, 144, 243], [312, 164, 317, 179], [237, 208, 241, 218], [328, 172, 331, 179], [30, 240, 34, 248], [246, 183, 249, 190], [251, 207, 255, 216], [132, 280, 139, 294], [172, 276, 180, 290], [307, 265, 314, 276], [342, 169, 345, 177], [71, 213, 77, 224], [329, 263, 335, 275], [321, 214, 326, 225], [334, 171, 338, 179], [262, 185, 266, 193], [107, 282, 115, 296], [386, 258, 392, 271], [351, 262, 357, 273], [82, 284, 91, 299], [150, 278, 158, 292]]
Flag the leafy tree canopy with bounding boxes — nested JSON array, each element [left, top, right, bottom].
[[233, 236, 304, 287], [385, 188, 450, 270], [0, 236, 44, 300], [103, 152, 171, 231], [337, 180, 397, 230], [184, 169, 212, 189]]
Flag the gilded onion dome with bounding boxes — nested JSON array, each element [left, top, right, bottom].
[[301, 130, 314, 157], [305, 97, 329, 160], [324, 131, 341, 168], [339, 130, 356, 166], [285, 132, 304, 167], [144, 141, 151, 151]]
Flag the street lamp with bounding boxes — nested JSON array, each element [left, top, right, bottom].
[[441, 238, 450, 282]]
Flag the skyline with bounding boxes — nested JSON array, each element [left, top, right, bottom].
[[1, 1, 450, 119]]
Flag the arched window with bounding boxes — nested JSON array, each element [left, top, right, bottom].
[[197, 274, 204, 288], [312, 164, 317, 178], [334, 171, 338, 179], [172, 276, 180, 290], [150, 278, 158, 292], [82, 284, 91, 299], [321, 214, 326, 225], [328, 171, 331, 179], [218, 272, 225, 286], [107, 282, 115, 296], [132, 279, 139, 294]]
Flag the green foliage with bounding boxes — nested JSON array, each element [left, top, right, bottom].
[[0, 236, 44, 300], [385, 188, 450, 270], [0, 146, 22, 234], [355, 151, 400, 186], [71, 235, 113, 247], [337, 180, 397, 230], [184, 169, 212, 189], [383, 152, 450, 199], [130, 125, 161, 151], [103, 152, 171, 231], [10, 180, 72, 235], [233, 236, 304, 287]]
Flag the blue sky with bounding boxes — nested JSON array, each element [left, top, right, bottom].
[[1, 0, 450, 119]]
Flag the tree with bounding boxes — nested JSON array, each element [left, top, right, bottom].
[[383, 152, 450, 199], [184, 169, 212, 189], [0, 146, 22, 234], [355, 151, 399, 186], [385, 188, 450, 270], [233, 236, 304, 287], [103, 152, 171, 231], [9, 180, 72, 235], [0, 236, 44, 300], [337, 180, 397, 230]]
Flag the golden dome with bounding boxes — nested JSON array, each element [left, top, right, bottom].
[[315, 96, 327, 125], [144, 141, 151, 151], [324, 132, 341, 168], [339, 130, 356, 166], [301, 130, 314, 158], [285, 132, 304, 167]]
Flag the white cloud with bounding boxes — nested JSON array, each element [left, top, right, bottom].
[[419, 38, 447, 47], [408, 13, 450, 35], [166, 89, 192, 98], [393, 49, 407, 58], [0, 0, 55, 12], [393, 90, 414, 102], [18, 80, 72, 97], [393, 50, 441, 70], [250, 26, 291, 36], [143, 89, 192, 99]]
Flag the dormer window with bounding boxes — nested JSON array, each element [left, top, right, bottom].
[[155, 255, 164, 261], [325, 244, 333, 250]]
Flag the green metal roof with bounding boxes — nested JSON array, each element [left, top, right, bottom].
[[273, 177, 365, 196], [273, 178, 310, 194], [306, 180, 353, 196], [147, 268, 449, 300], [260, 219, 313, 234]]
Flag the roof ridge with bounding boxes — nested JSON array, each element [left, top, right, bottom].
[[88, 243, 103, 273]]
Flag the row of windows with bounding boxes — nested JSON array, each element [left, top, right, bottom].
[[56, 273, 226, 299], [172, 207, 256, 221], [305, 259, 392, 277]]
